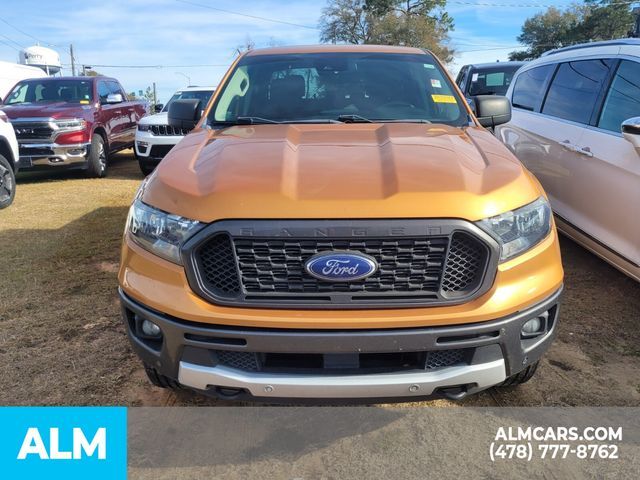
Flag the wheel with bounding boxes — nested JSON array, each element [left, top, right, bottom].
[[0, 154, 16, 209], [143, 363, 182, 390], [138, 160, 155, 176], [86, 134, 107, 178], [499, 361, 539, 387]]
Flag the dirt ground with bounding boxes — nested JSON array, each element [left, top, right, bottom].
[[0, 151, 638, 407]]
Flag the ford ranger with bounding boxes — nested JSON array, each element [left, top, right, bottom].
[[118, 45, 564, 402], [1, 76, 148, 177]]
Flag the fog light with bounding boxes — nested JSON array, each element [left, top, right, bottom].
[[522, 318, 542, 334], [141, 319, 161, 337], [521, 312, 548, 337]]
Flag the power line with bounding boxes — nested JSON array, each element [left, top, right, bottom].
[[175, 0, 318, 29], [71, 63, 231, 68], [0, 16, 58, 47], [447, 0, 639, 7], [0, 33, 25, 49], [0, 39, 21, 52]]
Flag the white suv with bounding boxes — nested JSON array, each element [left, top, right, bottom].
[[135, 86, 215, 175], [497, 39, 640, 281], [0, 109, 19, 209]]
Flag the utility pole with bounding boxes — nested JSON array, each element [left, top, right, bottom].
[[70, 44, 76, 76]]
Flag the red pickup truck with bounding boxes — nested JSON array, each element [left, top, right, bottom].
[[0, 76, 148, 177]]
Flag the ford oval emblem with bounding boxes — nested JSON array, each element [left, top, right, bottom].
[[305, 251, 378, 282]]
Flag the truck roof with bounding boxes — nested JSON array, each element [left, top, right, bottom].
[[22, 75, 117, 82], [244, 44, 427, 56]]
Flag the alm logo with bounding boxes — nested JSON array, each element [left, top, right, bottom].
[[17, 427, 107, 460]]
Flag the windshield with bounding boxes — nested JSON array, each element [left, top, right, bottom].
[[5, 79, 93, 105], [468, 65, 521, 96], [209, 52, 467, 126], [163, 90, 214, 112]]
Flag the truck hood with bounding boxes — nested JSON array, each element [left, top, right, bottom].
[[0, 102, 92, 119], [138, 112, 168, 125], [143, 123, 542, 223]]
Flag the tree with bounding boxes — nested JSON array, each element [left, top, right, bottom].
[[509, 1, 635, 61], [319, 0, 455, 63]]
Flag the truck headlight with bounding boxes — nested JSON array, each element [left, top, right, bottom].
[[54, 118, 86, 131], [477, 197, 552, 262], [126, 199, 204, 264]]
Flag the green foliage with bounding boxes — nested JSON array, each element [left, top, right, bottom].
[[510, 1, 635, 61], [319, 0, 455, 63]]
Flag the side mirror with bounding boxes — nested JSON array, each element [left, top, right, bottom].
[[622, 117, 640, 152], [105, 93, 123, 104], [168, 98, 201, 131], [154, 103, 164, 113], [472, 95, 511, 129]]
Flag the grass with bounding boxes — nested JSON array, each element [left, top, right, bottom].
[[0, 152, 144, 405]]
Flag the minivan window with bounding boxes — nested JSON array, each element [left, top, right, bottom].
[[542, 59, 613, 125], [598, 60, 640, 133], [210, 52, 467, 126], [468, 65, 521, 96], [511, 65, 554, 111]]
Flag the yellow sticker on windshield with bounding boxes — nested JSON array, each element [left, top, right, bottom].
[[431, 94, 456, 104], [80, 100, 89, 104]]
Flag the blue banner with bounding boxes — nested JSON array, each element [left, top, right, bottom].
[[0, 407, 127, 480]]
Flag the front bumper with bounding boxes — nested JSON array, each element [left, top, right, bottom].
[[120, 286, 562, 401], [17, 142, 90, 170], [134, 129, 179, 163]]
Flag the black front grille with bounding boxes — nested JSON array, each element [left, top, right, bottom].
[[235, 237, 448, 295], [150, 124, 188, 136], [213, 348, 469, 373], [13, 122, 54, 141], [149, 144, 175, 159], [188, 222, 493, 308]]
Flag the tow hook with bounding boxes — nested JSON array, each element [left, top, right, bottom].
[[439, 386, 469, 401]]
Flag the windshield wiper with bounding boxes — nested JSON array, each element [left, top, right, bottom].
[[376, 119, 432, 124], [235, 116, 281, 125], [337, 114, 373, 123]]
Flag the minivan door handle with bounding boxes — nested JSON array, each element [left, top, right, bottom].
[[560, 140, 578, 152], [577, 146, 594, 157]]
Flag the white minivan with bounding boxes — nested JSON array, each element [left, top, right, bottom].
[[497, 39, 640, 282], [0, 61, 47, 102]]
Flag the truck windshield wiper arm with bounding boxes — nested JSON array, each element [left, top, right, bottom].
[[337, 114, 373, 123], [234, 116, 281, 125], [376, 119, 432, 124]]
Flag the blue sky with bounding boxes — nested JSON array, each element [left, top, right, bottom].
[[0, 0, 578, 103]]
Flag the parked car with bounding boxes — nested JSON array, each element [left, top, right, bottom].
[[456, 61, 525, 100], [496, 39, 640, 282], [119, 45, 563, 402], [0, 110, 19, 209], [135, 86, 215, 175], [0, 76, 148, 177], [0, 60, 46, 102]]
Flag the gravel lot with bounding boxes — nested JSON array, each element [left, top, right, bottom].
[[1, 151, 638, 407]]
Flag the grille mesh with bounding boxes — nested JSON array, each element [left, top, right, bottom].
[[192, 227, 490, 306], [425, 349, 466, 369], [216, 350, 259, 371], [213, 349, 466, 372], [234, 237, 448, 294], [197, 234, 241, 297], [441, 233, 486, 295], [150, 124, 189, 136]]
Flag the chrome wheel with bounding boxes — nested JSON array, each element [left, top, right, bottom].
[[0, 162, 13, 204], [98, 142, 107, 173]]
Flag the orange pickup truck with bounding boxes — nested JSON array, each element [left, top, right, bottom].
[[118, 45, 563, 402]]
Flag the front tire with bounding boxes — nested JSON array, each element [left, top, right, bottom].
[[499, 361, 539, 387], [0, 154, 16, 209], [86, 134, 107, 178], [143, 363, 182, 391], [138, 160, 155, 176]]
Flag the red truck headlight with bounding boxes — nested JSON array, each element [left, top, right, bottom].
[[52, 118, 88, 144]]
